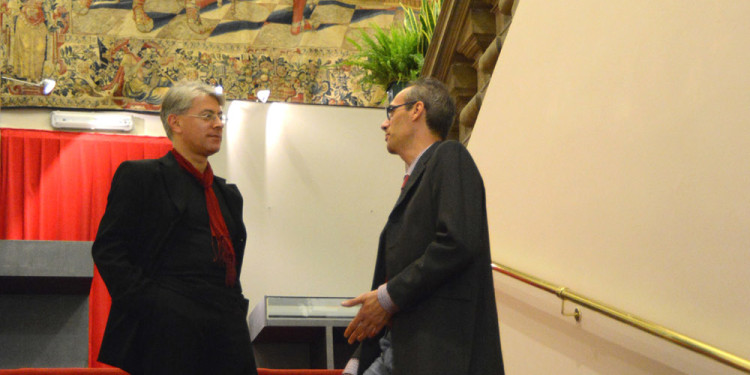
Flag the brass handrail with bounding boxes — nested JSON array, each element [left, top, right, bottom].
[[491, 262, 750, 373]]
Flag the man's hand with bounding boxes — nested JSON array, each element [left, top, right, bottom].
[[342, 290, 392, 344]]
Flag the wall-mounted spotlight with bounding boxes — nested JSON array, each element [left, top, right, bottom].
[[2, 76, 56, 95], [257, 89, 270, 103]]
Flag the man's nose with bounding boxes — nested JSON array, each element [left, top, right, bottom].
[[380, 119, 389, 131]]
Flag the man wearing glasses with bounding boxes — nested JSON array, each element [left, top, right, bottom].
[[93, 81, 257, 374], [342, 78, 505, 375]]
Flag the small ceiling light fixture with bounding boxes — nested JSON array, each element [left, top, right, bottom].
[[257, 89, 270, 103], [2, 76, 56, 95]]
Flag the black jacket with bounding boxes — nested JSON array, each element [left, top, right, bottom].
[[92, 151, 247, 371]]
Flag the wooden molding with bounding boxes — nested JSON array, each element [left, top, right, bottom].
[[422, 0, 516, 142]]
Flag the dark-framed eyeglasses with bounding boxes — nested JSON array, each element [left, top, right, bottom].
[[386, 101, 417, 120], [183, 112, 228, 125]]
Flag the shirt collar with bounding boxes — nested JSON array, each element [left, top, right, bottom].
[[405, 142, 437, 176]]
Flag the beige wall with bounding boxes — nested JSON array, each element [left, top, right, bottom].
[[472, 0, 750, 373]]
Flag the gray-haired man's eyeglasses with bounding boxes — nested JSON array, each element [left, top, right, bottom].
[[183, 112, 228, 125]]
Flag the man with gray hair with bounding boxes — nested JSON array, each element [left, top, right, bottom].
[[93, 80, 257, 374]]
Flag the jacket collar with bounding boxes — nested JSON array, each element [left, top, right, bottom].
[[156, 151, 227, 208], [392, 141, 441, 210]]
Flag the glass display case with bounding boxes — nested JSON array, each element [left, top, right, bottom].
[[264, 296, 359, 320], [249, 296, 360, 369]]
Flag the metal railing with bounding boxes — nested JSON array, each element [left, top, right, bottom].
[[491, 262, 750, 373]]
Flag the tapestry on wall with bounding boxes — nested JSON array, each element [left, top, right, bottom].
[[0, 0, 414, 111]]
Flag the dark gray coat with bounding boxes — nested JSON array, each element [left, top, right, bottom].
[[355, 141, 504, 375]]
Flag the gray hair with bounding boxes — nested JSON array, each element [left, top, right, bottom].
[[159, 80, 225, 139], [403, 78, 456, 140]]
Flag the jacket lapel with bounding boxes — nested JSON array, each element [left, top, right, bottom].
[[391, 141, 441, 215], [139, 152, 190, 275], [159, 152, 245, 239], [214, 176, 247, 241], [158, 152, 190, 216]]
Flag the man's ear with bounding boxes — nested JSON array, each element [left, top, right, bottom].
[[411, 101, 425, 121], [167, 114, 181, 136]]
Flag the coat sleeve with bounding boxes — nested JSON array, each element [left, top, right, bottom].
[[91, 161, 155, 310], [386, 141, 488, 311]]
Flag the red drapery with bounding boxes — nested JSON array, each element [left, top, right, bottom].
[[0, 128, 172, 368]]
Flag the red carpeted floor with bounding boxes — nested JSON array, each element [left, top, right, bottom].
[[0, 369, 342, 375]]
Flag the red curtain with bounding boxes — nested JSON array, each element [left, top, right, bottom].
[[0, 128, 172, 367]]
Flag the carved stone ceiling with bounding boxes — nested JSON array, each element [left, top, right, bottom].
[[423, 0, 518, 144]]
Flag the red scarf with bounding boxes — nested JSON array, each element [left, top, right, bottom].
[[172, 148, 237, 287]]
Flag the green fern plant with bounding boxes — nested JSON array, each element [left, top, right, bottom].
[[341, 0, 442, 91], [343, 24, 422, 89], [403, 0, 443, 57]]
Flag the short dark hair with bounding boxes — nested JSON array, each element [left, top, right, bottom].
[[160, 80, 225, 139], [402, 77, 455, 140]]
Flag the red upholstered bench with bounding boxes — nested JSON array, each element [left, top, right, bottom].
[[0, 371, 126, 375], [260, 371, 342, 375], [0, 369, 342, 375]]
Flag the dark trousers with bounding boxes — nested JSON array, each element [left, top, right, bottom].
[[129, 286, 257, 375]]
